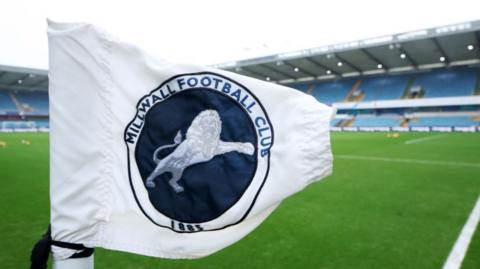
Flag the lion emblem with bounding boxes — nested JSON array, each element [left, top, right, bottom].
[[145, 109, 255, 192]]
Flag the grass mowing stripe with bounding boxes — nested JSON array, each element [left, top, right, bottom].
[[443, 195, 480, 269], [404, 134, 448, 145], [336, 155, 480, 168]]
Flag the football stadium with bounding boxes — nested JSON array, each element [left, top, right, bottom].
[[1, 9, 480, 269]]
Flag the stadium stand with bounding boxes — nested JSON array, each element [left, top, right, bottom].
[[218, 21, 480, 132], [0, 89, 49, 131], [412, 68, 477, 98], [14, 90, 49, 114], [0, 120, 36, 129], [2, 19, 480, 133], [34, 119, 50, 128], [408, 116, 478, 127], [0, 119, 49, 130], [358, 75, 409, 101], [351, 116, 400, 127], [291, 83, 310, 93], [310, 79, 356, 104], [0, 91, 17, 113], [296, 67, 478, 104], [330, 118, 343, 127]]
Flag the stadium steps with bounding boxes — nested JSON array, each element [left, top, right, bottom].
[[475, 69, 480, 95], [401, 77, 416, 99], [343, 79, 361, 102], [8, 92, 23, 113], [400, 118, 409, 127], [340, 118, 354, 127], [351, 92, 365, 102], [403, 76, 426, 99], [306, 84, 315, 95], [407, 118, 418, 125]]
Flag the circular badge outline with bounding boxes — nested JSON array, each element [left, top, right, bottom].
[[134, 88, 259, 223], [124, 72, 275, 233]]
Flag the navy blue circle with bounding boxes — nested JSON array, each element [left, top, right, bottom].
[[135, 89, 257, 223]]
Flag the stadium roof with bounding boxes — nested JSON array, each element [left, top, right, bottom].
[[0, 64, 48, 91], [214, 20, 480, 84], [1, 20, 480, 91]]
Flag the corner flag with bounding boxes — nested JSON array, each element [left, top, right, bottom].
[[36, 20, 334, 265]]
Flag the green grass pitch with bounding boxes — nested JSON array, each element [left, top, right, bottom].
[[0, 132, 479, 269]]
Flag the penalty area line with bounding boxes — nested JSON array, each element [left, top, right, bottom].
[[442, 195, 480, 269]]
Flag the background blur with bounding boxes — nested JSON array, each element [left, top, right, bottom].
[[0, 1, 479, 268]]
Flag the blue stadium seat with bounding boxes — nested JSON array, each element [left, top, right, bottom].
[[359, 75, 409, 101], [408, 116, 477, 127], [0, 121, 36, 129], [291, 83, 310, 93], [311, 79, 356, 104], [352, 116, 400, 127], [330, 118, 342, 126], [0, 120, 49, 129], [14, 90, 49, 114], [0, 91, 17, 113], [35, 120, 50, 128], [412, 68, 476, 98]]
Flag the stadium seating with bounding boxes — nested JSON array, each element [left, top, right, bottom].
[[1, 67, 479, 132], [359, 75, 409, 101], [412, 68, 477, 98], [14, 91, 49, 114], [330, 118, 342, 127], [35, 120, 50, 128], [0, 91, 17, 113], [0, 121, 36, 129], [408, 116, 478, 127], [291, 83, 310, 93], [0, 120, 49, 129], [311, 79, 356, 104], [294, 67, 478, 105], [352, 116, 400, 127]]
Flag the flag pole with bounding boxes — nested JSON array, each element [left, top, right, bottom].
[[52, 254, 94, 269], [30, 225, 94, 269], [30, 226, 94, 269]]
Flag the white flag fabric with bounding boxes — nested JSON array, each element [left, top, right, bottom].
[[47, 20, 334, 260]]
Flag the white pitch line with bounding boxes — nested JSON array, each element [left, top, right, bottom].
[[404, 134, 447, 145], [335, 155, 480, 168], [442, 195, 480, 269]]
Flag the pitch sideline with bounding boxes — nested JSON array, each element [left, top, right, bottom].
[[442, 195, 480, 269]]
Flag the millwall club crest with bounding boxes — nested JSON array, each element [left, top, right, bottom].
[[124, 72, 274, 233]]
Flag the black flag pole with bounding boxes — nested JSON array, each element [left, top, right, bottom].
[[30, 225, 51, 269], [30, 225, 95, 269]]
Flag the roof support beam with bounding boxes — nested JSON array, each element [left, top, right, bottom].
[[361, 49, 389, 70], [432, 38, 449, 64], [8, 74, 30, 86], [260, 64, 296, 80], [305, 58, 341, 76], [334, 54, 362, 73], [282, 61, 317, 78], [0, 84, 48, 92], [30, 78, 49, 88], [475, 31, 480, 59], [239, 67, 271, 80]]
